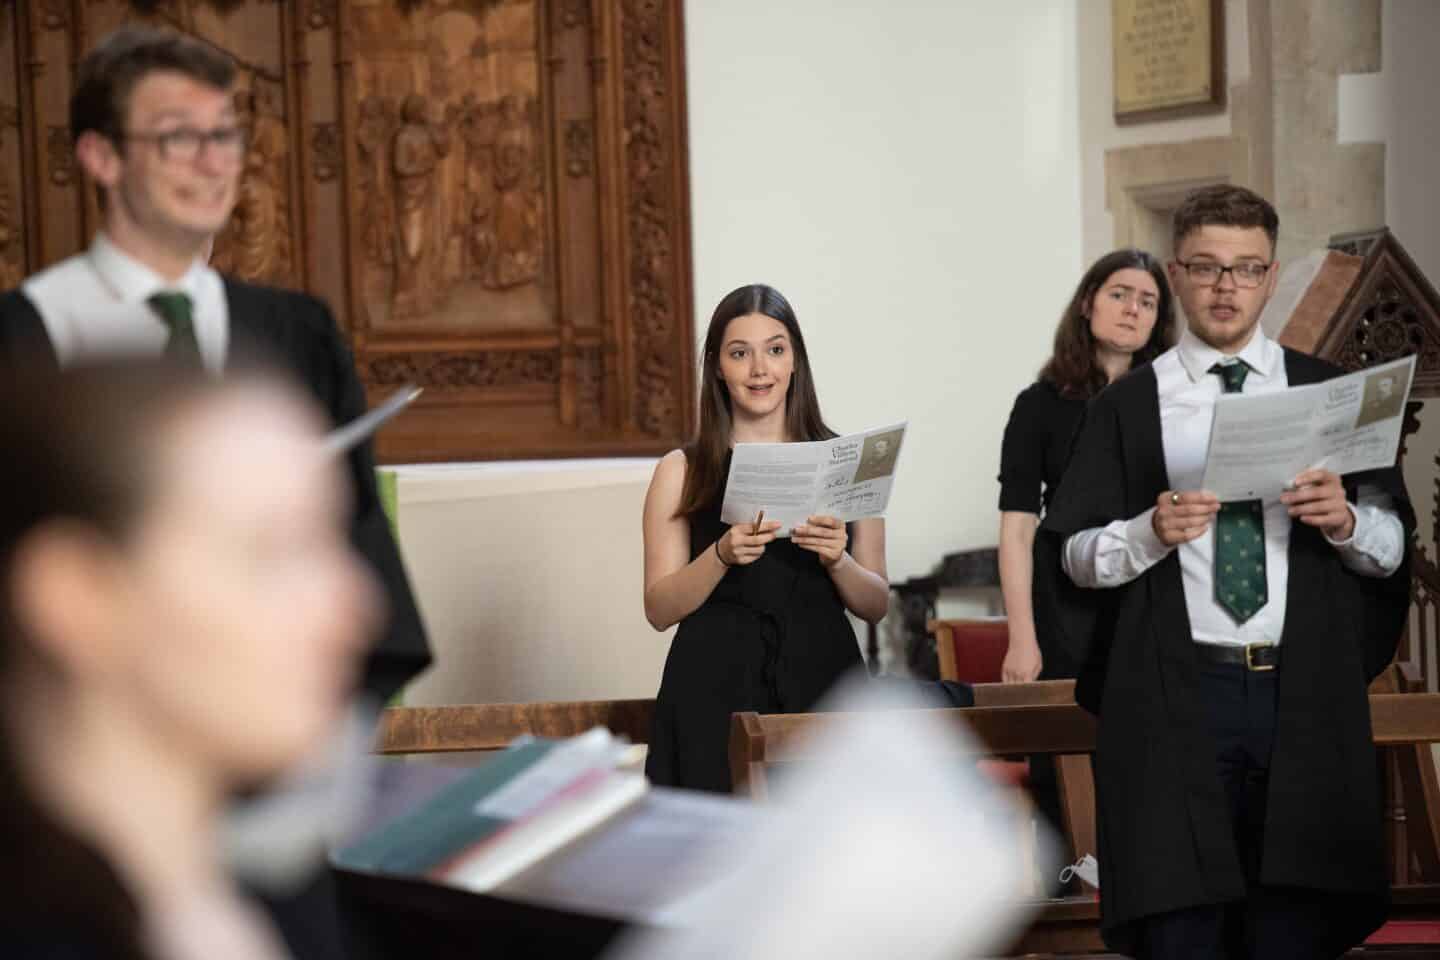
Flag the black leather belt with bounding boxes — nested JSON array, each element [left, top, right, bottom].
[[1194, 641, 1280, 672]]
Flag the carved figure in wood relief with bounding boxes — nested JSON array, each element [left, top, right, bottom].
[[391, 94, 451, 316], [483, 95, 542, 290], [457, 94, 499, 275], [349, 0, 552, 334], [231, 118, 289, 282], [212, 88, 291, 285], [357, 96, 398, 268]]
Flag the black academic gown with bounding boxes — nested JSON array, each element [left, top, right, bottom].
[[1034, 349, 1414, 956], [0, 279, 431, 701]]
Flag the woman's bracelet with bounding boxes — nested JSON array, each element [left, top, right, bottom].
[[714, 540, 735, 568]]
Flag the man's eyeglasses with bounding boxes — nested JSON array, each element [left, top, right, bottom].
[[120, 126, 248, 163], [1174, 259, 1272, 289]]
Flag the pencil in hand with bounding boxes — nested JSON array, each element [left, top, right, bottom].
[[753, 510, 765, 536]]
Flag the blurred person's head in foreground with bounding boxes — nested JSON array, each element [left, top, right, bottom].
[[0, 359, 379, 958]]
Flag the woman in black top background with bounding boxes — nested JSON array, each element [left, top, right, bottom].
[[998, 248, 1174, 683], [995, 248, 1173, 887]]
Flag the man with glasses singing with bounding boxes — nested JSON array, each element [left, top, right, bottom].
[[1036, 184, 1413, 959], [0, 25, 429, 959]]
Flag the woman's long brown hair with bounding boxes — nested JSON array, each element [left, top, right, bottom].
[[1039, 248, 1175, 397], [676, 284, 836, 517]]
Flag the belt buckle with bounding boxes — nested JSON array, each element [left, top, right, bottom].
[[1244, 643, 1275, 672]]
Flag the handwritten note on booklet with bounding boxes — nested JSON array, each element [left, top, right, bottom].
[[1201, 355, 1414, 501], [720, 423, 907, 536]]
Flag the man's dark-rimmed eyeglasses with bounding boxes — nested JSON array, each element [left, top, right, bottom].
[[1174, 259, 1272, 289], [119, 126, 249, 163]]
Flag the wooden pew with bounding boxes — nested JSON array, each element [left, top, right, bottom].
[[958, 669, 1440, 886], [729, 683, 1096, 799], [1369, 663, 1440, 886], [970, 678, 1078, 707], [362, 691, 1440, 956], [969, 680, 1099, 871], [729, 690, 1440, 791], [375, 698, 654, 755], [729, 689, 1440, 956], [369, 682, 1071, 759]]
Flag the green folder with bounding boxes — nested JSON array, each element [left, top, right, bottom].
[[336, 741, 557, 874]]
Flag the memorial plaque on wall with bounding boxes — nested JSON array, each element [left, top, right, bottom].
[[1112, 0, 1224, 124], [3, 0, 695, 463]]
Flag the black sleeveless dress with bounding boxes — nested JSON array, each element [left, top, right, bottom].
[[645, 489, 864, 793]]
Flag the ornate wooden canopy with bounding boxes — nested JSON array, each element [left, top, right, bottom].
[[1280, 227, 1440, 689]]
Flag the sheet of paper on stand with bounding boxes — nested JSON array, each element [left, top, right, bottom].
[[720, 422, 907, 535], [605, 675, 1043, 960], [1201, 355, 1415, 501]]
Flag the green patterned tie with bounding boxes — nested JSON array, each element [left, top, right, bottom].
[[1210, 361, 1267, 623], [147, 291, 200, 366]]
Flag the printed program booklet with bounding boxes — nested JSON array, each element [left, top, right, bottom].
[[1201, 355, 1414, 501], [719, 422, 907, 536]]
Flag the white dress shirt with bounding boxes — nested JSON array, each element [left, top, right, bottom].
[[21, 233, 228, 372], [1062, 328, 1405, 648]]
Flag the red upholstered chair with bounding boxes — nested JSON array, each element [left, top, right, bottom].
[[932, 618, 1010, 687], [929, 619, 1028, 789]]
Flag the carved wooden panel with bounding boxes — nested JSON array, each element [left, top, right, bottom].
[[1318, 228, 1440, 692], [3, 0, 694, 462], [1321, 229, 1440, 398], [0, 3, 23, 291]]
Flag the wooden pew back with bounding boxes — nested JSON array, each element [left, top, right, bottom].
[[729, 688, 1440, 797], [728, 681, 1091, 799], [375, 698, 654, 755], [728, 685, 1440, 954], [1372, 663, 1440, 883]]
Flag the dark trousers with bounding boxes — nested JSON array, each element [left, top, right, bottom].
[[1133, 661, 1351, 960]]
